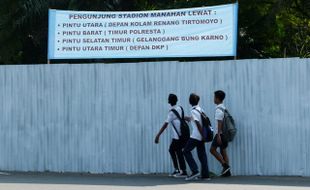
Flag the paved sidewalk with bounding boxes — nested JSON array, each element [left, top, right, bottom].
[[0, 172, 309, 190]]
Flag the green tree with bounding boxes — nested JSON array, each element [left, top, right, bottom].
[[0, 0, 138, 64], [238, 0, 310, 58], [0, 0, 309, 64]]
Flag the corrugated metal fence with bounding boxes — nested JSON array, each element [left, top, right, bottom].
[[0, 58, 309, 176]]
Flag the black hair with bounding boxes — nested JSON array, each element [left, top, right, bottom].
[[189, 93, 200, 106], [214, 90, 226, 102], [168, 94, 178, 105]]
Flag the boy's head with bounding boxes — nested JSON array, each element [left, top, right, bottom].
[[189, 93, 200, 106], [168, 94, 178, 106], [214, 90, 226, 104]]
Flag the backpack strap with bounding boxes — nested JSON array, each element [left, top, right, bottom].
[[193, 108, 204, 120], [180, 106, 185, 119], [192, 108, 203, 125], [216, 107, 226, 113], [170, 121, 181, 138], [170, 108, 183, 138], [193, 108, 201, 114], [193, 108, 211, 126], [216, 107, 228, 120], [171, 107, 184, 121]]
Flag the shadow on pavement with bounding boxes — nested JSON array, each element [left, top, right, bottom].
[[0, 172, 309, 187]]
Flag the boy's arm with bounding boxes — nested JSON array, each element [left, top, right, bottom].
[[155, 122, 168, 144], [215, 108, 224, 144], [192, 109, 206, 141], [195, 120, 206, 142], [156, 110, 174, 144], [184, 116, 191, 122], [217, 120, 223, 144]]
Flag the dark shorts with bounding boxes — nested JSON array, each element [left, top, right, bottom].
[[211, 134, 228, 149]]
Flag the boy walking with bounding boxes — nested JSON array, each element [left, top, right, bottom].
[[210, 90, 231, 177], [155, 94, 187, 177], [183, 93, 210, 181]]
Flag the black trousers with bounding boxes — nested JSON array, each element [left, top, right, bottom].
[[169, 139, 187, 172], [183, 138, 210, 178]]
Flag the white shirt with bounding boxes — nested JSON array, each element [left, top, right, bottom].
[[166, 105, 182, 140], [215, 103, 226, 135], [190, 105, 203, 141]]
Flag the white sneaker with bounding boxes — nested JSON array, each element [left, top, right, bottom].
[[185, 172, 200, 181], [169, 170, 180, 177], [174, 171, 188, 178], [198, 176, 211, 181]]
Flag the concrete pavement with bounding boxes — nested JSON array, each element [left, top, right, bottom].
[[0, 172, 309, 190]]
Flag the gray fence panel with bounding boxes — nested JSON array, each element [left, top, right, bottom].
[[0, 58, 309, 176]]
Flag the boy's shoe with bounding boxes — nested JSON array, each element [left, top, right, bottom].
[[185, 172, 200, 181], [221, 170, 231, 177], [169, 170, 180, 177], [221, 164, 230, 175], [198, 176, 211, 181], [174, 171, 188, 178]]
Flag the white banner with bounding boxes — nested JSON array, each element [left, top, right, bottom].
[[48, 3, 238, 59]]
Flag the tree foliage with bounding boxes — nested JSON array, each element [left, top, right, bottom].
[[0, 0, 309, 64]]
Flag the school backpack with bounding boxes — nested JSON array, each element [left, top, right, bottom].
[[171, 107, 190, 142], [193, 109, 214, 142], [217, 107, 236, 142]]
